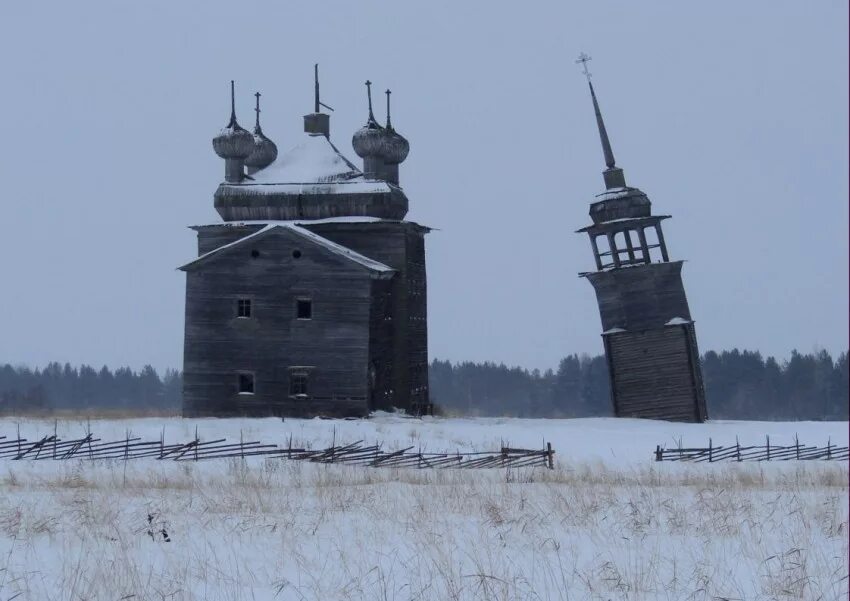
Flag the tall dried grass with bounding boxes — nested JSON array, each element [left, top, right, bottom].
[[0, 458, 844, 600]]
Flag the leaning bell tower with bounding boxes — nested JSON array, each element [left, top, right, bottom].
[[575, 54, 708, 423]]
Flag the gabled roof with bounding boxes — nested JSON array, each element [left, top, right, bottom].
[[178, 223, 395, 277]]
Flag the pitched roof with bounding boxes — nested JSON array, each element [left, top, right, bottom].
[[251, 135, 361, 184], [220, 135, 393, 197], [178, 223, 395, 276]]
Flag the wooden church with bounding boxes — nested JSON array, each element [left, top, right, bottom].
[[180, 70, 430, 418], [575, 55, 708, 423]]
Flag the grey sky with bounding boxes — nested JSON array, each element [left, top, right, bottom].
[[0, 1, 847, 373]]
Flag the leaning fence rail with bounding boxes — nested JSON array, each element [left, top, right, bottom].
[[654, 435, 848, 462], [0, 429, 555, 469]]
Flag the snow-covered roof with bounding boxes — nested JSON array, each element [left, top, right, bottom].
[[252, 135, 359, 183], [178, 223, 395, 275], [594, 187, 647, 201], [665, 317, 693, 326], [217, 134, 392, 198], [190, 216, 389, 229], [602, 327, 627, 335], [219, 180, 392, 196]]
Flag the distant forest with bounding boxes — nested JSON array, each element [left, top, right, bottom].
[[432, 349, 848, 420], [0, 349, 846, 420]]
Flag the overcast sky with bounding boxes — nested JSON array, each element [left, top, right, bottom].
[[0, 1, 847, 373]]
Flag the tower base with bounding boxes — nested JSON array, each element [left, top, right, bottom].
[[603, 323, 707, 423]]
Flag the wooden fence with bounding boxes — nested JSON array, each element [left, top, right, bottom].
[[0, 427, 555, 469], [654, 435, 848, 463]]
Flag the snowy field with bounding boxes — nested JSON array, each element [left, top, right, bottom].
[[0, 415, 846, 600]]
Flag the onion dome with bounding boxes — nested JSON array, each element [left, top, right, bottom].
[[212, 81, 255, 160], [381, 89, 409, 165], [352, 80, 390, 158], [245, 92, 278, 170]]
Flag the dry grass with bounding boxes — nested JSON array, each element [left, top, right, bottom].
[[0, 459, 844, 600]]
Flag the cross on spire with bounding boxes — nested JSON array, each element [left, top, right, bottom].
[[575, 52, 592, 82], [385, 89, 393, 130], [254, 91, 262, 129]]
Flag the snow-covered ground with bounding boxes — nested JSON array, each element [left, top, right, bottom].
[[0, 416, 846, 600], [4, 414, 846, 464]]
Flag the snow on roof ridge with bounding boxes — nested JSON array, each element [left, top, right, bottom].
[[178, 224, 394, 274], [190, 216, 388, 228], [283, 224, 394, 273]]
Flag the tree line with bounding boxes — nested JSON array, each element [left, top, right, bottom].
[[431, 349, 848, 420], [0, 349, 846, 419], [0, 362, 181, 414]]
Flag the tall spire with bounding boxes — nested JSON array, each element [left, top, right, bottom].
[[385, 89, 393, 130], [365, 80, 377, 124], [254, 91, 262, 132], [228, 80, 238, 128], [589, 81, 616, 170], [576, 53, 626, 189], [314, 64, 320, 113]]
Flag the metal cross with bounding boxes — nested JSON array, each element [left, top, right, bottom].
[[254, 92, 261, 115], [575, 52, 592, 80]]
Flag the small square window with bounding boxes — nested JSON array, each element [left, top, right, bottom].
[[238, 372, 255, 394], [289, 372, 308, 396], [237, 298, 252, 318], [296, 298, 312, 320]]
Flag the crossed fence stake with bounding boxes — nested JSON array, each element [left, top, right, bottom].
[[0, 430, 556, 470], [654, 435, 848, 463]]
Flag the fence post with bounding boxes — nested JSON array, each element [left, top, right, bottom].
[[827, 437, 832, 460], [194, 426, 199, 462], [547, 442, 554, 469], [654, 445, 662, 462], [53, 420, 57, 460], [795, 433, 799, 461], [708, 438, 713, 463], [736, 436, 741, 462], [766, 435, 770, 461]]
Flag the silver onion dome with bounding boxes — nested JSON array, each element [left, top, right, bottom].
[[212, 81, 255, 160], [352, 80, 390, 158], [245, 132, 278, 169], [352, 121, 387, 158], [245, 92, 278, 170], [382, 129, 409, 164]]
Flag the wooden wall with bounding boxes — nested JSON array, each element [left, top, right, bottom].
[[182, 227, 376, 417], [304, 221, 430, 413], [585, 261, 692, 332], [604, 324, 707, 422]]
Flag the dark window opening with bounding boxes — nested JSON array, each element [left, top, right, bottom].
[[237, 298, 252, 318], [296, 298, 312, 320], [289, 373, 308, 396], [238, 373, 255, 394], [251, 249, 260, 258], [292, 249, 302, 259]]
